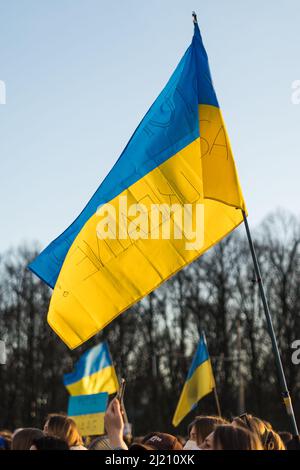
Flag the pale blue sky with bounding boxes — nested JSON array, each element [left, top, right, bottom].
[[0, 0, 299, 251]]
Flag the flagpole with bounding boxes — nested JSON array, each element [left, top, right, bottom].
[[213, 385, 222, 418], [202, 331, 222, 417], [242, 210, 299, 436]]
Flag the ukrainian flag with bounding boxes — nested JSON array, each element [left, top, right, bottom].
[[29, 19, 246, 348], [172, 334, 215, 427], [63, 342, 119, 396], [68, 392, 108, 436]]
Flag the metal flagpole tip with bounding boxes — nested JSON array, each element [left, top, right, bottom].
[[192, 11, 198, 24]]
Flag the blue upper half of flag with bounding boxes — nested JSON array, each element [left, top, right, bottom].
[[68, 392, 108, 416], [186, 334, 210, 381], [28, 23, 219, 289], [63, 341, 113, 386]]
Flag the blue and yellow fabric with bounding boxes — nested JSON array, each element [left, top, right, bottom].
[[63, 342, 119, 395], [29, 22, 247, 348], [68, 392, 108, 436], [172, 334, 215, 427]]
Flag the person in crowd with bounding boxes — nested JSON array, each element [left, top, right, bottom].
[[232, 413, 285, 450], [44, 413, 86, 450], [11, 428, 44, 450], [187, 416, 228, 448], [200, 424, 264, 450], [130, 432, 183, 451], [88, 436, 112, 450], [30, 436, 69, 450]]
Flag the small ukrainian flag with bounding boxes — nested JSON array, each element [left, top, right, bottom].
[[172, 333, 215, 427], [63, 341, 119, 396]]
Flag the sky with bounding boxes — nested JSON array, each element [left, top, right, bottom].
[[0, 0, 300, 252]]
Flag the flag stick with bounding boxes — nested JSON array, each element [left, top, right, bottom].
[[237, 319, 246, 414], [116, 376, 129, 425], [202, 331, 222, 417], [242, 210, 299, 436], [213, 386, 222, 418]]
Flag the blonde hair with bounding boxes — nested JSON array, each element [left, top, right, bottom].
[[45, 414, 83, 447], [263, 429, 286, 450], [233, 414, 285, 450]]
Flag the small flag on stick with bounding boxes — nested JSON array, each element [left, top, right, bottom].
[[172, 333, 216, 427]]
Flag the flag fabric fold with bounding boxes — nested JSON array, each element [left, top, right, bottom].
[[29, 22, 247, 348], [63, 341, 119, 395], [172, 334, 215, 427]]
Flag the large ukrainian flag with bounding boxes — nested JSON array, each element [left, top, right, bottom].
[[29, 20, 246, 348], [64, 341, 119, 396], [172, 334, 215, 427]]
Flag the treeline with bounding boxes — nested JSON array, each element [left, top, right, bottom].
[[0, 210, 299, 434]]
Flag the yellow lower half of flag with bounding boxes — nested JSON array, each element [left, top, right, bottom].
[[48, 105, 246, 348], [66, 365, 119, 396], [172, 359, 215, 427], [70, 412, 105, 436]]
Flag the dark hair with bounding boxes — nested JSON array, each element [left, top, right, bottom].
[[188, 416, 228, 445], [12, 428, 44, 450], [32, 436, 69, 450], [213, 425, 263, 450]]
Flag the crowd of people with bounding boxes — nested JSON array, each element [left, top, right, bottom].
[[0, 398, 299, 451]]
